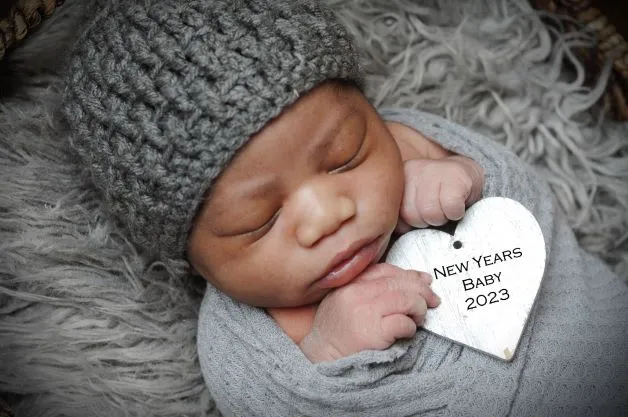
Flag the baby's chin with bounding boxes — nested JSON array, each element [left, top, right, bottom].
[[226, 282, 327, 309]]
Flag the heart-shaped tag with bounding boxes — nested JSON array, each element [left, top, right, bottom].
[[386, 197, 546, 361]]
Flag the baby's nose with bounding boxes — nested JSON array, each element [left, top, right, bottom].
[[293, 185, 356, 247]]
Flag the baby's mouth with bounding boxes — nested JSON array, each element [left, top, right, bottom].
[[316, 235, 387, 289]]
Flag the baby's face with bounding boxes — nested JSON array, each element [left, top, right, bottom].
[[188, 82, 404, 307]]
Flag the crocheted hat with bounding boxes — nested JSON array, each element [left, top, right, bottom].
[[63, 0, 363, 262]]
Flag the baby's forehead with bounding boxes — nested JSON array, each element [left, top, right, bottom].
[[226, 83, 364, 164]]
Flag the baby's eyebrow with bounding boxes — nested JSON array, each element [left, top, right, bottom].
[[307, 107, 359, 158]]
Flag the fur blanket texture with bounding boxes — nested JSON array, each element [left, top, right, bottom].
[[1, 0, 626, 416]]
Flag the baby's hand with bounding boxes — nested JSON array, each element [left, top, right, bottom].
[[299, 263, 440, 363], [397, 155, 484, 232]]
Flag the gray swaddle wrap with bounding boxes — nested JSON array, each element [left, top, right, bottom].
[[196, 108, 628, 417]]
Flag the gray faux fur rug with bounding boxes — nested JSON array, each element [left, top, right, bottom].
[[1, 0, 626, 416]]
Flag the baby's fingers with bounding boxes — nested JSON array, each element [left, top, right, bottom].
[[401, 171, 445, 227], [447, 155, 484, 206], [380, 314, 417, 344], [388, 269, 441, 308], [376, 285, 431, 324], [401, 270, 441, 308], [439, 178, 469, 221]]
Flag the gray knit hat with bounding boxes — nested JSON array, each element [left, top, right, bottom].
[[63, 0, 363, 262]]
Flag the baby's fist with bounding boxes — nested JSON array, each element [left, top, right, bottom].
[[299, 264, 440, 363], [399, 155, 484, 230]]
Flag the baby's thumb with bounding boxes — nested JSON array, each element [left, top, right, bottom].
[[460, 157, 484, 205]]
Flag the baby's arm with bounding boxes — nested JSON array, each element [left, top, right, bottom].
[[387, 122, 484, 232]]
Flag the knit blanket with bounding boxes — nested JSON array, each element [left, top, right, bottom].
[[2, 0, 628, 416], [197, 109, 628, 417]]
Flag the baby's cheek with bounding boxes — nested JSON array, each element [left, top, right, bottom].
[[379, 162, 405, 216], [246, 239, 311, 304]]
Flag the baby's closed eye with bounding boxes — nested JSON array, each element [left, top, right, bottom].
[[327, 129, 366, 174], [241, 209, 281, 237]]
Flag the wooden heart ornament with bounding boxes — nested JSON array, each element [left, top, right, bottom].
[[386, 197, 546, 361]]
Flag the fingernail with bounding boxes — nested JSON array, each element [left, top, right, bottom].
[[435, 294, 441, 305]]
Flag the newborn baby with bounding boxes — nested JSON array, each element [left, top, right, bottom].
[[63, 0, 628, 416], [187, 80, 484, 363]]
